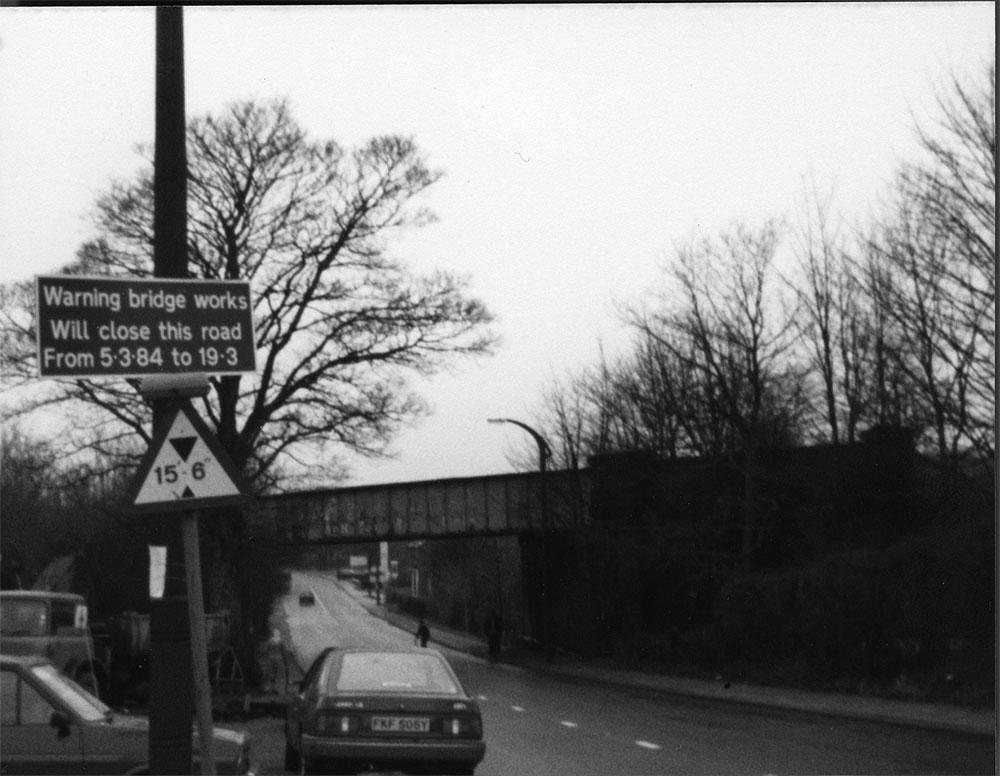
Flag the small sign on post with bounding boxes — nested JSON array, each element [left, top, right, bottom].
[[149, 546, 168, 599]]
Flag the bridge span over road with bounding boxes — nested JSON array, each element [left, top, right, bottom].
[[248, 468, 591, 545]]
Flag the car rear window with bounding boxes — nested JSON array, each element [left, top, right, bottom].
[[334, 653, 460, 695]]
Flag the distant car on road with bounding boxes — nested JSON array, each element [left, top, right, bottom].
[[285, 647, 485, 775], [0, 654, 252, 774], [299, 590, 316, 606]]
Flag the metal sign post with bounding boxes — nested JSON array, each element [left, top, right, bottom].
[[129, 395, 246, 776], [181, 511, 216, 776]]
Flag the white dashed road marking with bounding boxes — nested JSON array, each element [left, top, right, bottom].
[[511, 705, 525, 712], [635, 740, 661, 750], [560, 720, 578, 728]]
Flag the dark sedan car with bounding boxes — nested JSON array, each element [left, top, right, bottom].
[[285, 647, 485, 775], [0, 654, 252, 775], [299, 590, 316, 606]]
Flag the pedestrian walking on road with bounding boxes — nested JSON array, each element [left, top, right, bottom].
[[415, 618, 430, 647], [485, 608, 503, 661], [261, 628, 288, 694]]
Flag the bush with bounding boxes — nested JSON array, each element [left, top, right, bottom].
[[707, 518, 994, 699]]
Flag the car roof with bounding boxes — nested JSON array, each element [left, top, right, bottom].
[[325, 648, 467, 689], [0, 590, 86, 602], [320, 647, 459, 671], [328, 647, 461, 676]]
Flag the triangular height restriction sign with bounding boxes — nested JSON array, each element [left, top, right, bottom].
[[129, 400, 244, 513]]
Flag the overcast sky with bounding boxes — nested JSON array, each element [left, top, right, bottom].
[[0, 4, 994, 486]]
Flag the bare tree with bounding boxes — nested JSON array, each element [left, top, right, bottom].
[[910, 60, 995, 461], [787, 180, 904, 446], [529, 328, 733, 476], [789, 183, 849, 443], [833, 263, 880, 444], [533, 370, 597, 472], [604, 335, 686, 458], [591, 332, 730, 459], [866, 190, 964, 458], [657, 222, 803, 449], [1, 100, 497, 486], [864, 60, 995, 463], [626, 221, 806, 565]]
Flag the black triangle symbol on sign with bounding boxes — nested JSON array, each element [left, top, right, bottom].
[[170, 437, 197, 462], [181, 486, 195, 499]]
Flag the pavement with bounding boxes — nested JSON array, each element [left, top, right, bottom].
[[329, 578, 995, 738]]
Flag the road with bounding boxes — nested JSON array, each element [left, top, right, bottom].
[[249, 569, 993, 775]]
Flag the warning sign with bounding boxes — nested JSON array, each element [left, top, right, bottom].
[[35, 275, 257, 378], [129, 400, 244, 513]]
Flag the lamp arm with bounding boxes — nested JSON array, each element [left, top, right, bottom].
[[490, 418, 551, 461]]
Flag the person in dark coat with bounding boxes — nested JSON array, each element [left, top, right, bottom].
[[261, 628, 288, 694], [415, 618, 430, 647], [485, 608, 502, 661]]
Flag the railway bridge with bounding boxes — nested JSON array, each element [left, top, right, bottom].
[[248, 467, 593, 545]]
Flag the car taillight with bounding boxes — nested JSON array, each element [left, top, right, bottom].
[[446, 716, 482, 737], [316, 713, 359, 735]]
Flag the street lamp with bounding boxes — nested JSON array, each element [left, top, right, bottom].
[[487, 418, 555, 662]]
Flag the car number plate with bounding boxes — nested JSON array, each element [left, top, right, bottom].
[[371, 716, 430, 733]]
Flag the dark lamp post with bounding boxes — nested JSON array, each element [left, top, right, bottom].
[[487, 418, 555, 662]]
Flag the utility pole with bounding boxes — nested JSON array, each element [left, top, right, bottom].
[[149, 8, 214, 775]]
